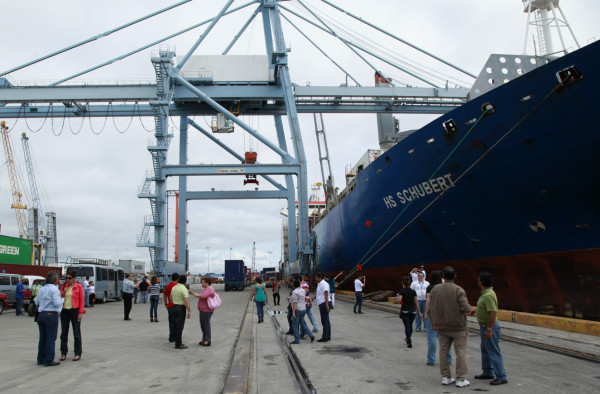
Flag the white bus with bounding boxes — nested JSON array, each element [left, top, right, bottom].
[[66, 263, 124, 304]]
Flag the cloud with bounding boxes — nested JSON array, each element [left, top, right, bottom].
[[1, 0, 597, 274]]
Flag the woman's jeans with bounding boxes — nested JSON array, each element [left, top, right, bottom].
[[292, 310, 314, 343], [200, 311, 213, 342], [306, 305, 319, 331], [255, 300, 265, 320], [425, 317, 452, 365], [60, 308, 82, 356], [400, 311, 416, 345], [150, 295, 159, 319], [415, 299, 427, 329]]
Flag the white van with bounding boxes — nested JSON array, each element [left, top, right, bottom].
[[0, 273, 31, 306]]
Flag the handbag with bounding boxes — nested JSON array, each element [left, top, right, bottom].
[[207, 292, 222, 309]]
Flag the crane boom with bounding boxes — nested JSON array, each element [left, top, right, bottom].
[[21, 132, 46, 234], [0, 121, 28, 238]]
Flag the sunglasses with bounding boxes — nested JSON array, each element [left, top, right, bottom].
[[66, 276, 73, 280]]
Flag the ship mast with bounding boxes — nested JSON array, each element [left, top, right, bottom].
[[522, 0, 580, 56]]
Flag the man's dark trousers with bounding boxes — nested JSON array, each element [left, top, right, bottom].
[[354, 291, 363, 313], [168, 307, 176, 342], [123, 292, 133, 319], [173, 305, 187, 347], [319, 302, 331, 340], [37, 311, 59, 366]]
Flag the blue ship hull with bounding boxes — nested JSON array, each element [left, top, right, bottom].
[[310, 41, 600, 320]]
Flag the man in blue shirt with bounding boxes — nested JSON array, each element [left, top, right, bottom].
[[15, 278, 26, 316], [35, 271, 64, 366], [122, 273, 136, 320]]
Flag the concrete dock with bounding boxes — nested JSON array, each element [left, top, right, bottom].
[[1, 284, 598, 393]]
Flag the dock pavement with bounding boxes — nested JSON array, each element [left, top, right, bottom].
[[1, 284, 598, 393]]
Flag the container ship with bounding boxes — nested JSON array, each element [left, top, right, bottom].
[[289, 5, 600, 320]]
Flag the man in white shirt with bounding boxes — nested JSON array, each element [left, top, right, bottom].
[[353, 275, 365, 314], [83, 276, 90, 307], [314, 272, 331, 342], [411, 271, 430, 331], [410, 266, 427, 283]]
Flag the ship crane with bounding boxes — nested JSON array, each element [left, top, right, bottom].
[[0, 121, 28, 238]]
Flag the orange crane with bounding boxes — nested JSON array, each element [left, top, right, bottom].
[[0, 121, 28, 238]]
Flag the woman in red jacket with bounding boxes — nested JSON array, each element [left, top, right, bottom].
[[59, 270, 86, 361]]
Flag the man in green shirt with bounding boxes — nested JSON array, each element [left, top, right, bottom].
[[171, 275, 191, 349], [469, 271, 508, 386]]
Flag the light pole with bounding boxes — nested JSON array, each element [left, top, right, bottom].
[[268, 251, 273, 266], [206, 246, 210, 274], [230, 247, 232, 260]]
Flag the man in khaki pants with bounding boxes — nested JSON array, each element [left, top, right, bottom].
[[430, 266, 471, 388]]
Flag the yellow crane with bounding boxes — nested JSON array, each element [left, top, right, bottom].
[[0, 121, 28, 238]]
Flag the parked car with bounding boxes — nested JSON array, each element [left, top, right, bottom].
[[0, 293, 7, 315], [0, 273, 32, 307]]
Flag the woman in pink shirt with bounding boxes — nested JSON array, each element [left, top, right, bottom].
[[190, 277, 215, 346]]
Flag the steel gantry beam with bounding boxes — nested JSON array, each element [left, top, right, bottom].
[[0, 84, 468, 115]]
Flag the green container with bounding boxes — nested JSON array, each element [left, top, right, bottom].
[[0, 235, 32, 265]]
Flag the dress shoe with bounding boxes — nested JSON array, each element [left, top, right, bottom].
[[175, 344, 188, 349], [311, 336, 315, 343], [45, 361, 60, 367], [490, 379, 508, 386], [474, 374, 495, 380], [353, 310, 357, 314], [317, 338, 328, 342]]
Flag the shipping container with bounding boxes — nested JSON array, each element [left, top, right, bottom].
[[118, 259, 146, 275], [0, 235, 33, 265], [224, 260, 244, 291], [0, 263, 61, 278]]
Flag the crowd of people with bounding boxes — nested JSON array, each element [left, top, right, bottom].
[[32, 265, 508, 389], [394, 265, 508, 388]]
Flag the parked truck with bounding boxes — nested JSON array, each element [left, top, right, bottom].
[[224, 260, 244, 291]]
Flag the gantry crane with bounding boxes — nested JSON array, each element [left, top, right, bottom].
[[0, 121, 28, 238]]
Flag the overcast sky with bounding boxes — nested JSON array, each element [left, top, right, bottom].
[[0, 0, 598, 274]]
